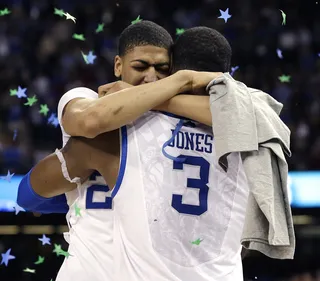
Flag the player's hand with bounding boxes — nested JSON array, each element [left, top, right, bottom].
[[189, 71, 223, 92], [98, 81, 133, 97], [177, 70, 223, 94]]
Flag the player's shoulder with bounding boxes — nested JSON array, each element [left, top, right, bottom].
[[59, 87, 98, 107], [58, 87, 98, 122]]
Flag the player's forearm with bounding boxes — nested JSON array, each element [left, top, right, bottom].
[[159, 95, 212, 126], [84, 71, 190, 137]]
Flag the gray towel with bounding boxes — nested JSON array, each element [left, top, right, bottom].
[[206, 73, 295, 259]]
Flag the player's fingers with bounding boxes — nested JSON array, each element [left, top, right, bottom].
[[98, 82, 118, 97]]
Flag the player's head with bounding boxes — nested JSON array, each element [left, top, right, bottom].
[[114, 21, 173, 86], [172, 27, 232, 73]]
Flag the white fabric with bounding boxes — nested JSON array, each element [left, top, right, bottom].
[[54, 149, 81, 185], [113, 111, 248, 281], [56, 87, 114, 281]]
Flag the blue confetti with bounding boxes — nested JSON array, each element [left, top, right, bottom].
[[13, 129, 18, 141], [1, 249, 15, 267], [16, 86, 27, 99], [230, 65, 239, 76], [218, 8, 232, 23], [47, 113, 59, 127], [13, 203, 25, 215], [277, 48, 283, 59], [83, 51, 97, 64], [38, 234, 51, 246], [0, 170, 15, 182]]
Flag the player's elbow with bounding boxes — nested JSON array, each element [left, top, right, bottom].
[[65, 106, 111, 138]]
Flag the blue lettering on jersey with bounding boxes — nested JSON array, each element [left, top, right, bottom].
[[167, 130, 213, 153], [171, 155, 210, 216], [86, 171, 113, 209]]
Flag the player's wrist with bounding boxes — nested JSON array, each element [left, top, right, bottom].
[[174, 70, 192, 93]]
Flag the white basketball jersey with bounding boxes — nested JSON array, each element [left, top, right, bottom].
[[113, 111, 249, 281], [56, 88, 115, 281]]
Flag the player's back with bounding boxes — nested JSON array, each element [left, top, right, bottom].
[[56, 172, 115, 281], [112, 111, 249, 281]]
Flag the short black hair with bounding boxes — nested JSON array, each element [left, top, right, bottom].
[[173, 27, 232, 73], [118, 20, 173, 56]]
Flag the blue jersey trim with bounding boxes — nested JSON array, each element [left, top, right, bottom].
[[111, 126, 128, 198]]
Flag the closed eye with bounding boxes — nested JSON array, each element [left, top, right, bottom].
[[132, 66, 147, 71]]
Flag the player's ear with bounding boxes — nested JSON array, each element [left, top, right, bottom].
[[114, 55, 122, 78]]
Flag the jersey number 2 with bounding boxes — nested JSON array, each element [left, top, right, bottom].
[[86, 172, 112, 209], [171, 155, 209, 216]]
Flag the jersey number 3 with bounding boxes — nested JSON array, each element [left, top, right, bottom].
[[171, 155, 209, 216]]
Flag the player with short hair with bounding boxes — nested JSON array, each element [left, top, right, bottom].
[[99, 27, 248, 281], [172, 26, 232, 73]]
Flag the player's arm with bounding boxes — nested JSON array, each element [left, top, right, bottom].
[[17, 138, 94, 212], [156, 94, 212, 126], [62, 70, 220, 138]]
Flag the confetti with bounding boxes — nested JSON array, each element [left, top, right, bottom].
[[1, 249, 15, 266], [63, 12, 76, 23], [39, 104, 49, 116], [81, 51, 96, 64], [53, 8, 64, 17], [95, 23, 105, 33], [16, 86, 27, 98], [230, 65, 239, 76], [38, 234, 51, 245], [279, 9, 286, 25], [73, 33, 86, 41], [23, 268, 36, 273], [276, 48, 283, 59], [47, 113, 59, 127], [75, 203, 81, 216], [24, 95, 38, 107], [58, 250, 71, 258], [34, 256, 45, 265], [191, 238, 203, 245], [278, 75, 291, 83], [176, 28, 185, 35], [131, 15, 142, 25], [13, 129, 18, 141], [9, 88, 17, 96], [13, 203, 25, 215], [218, 8, 232, 23], [81, 51, 89, 64], [0, 170, 15, 182], [53, 244, 71, 258], [0, 8, 11, 16], [53, 244, 62, 256]]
